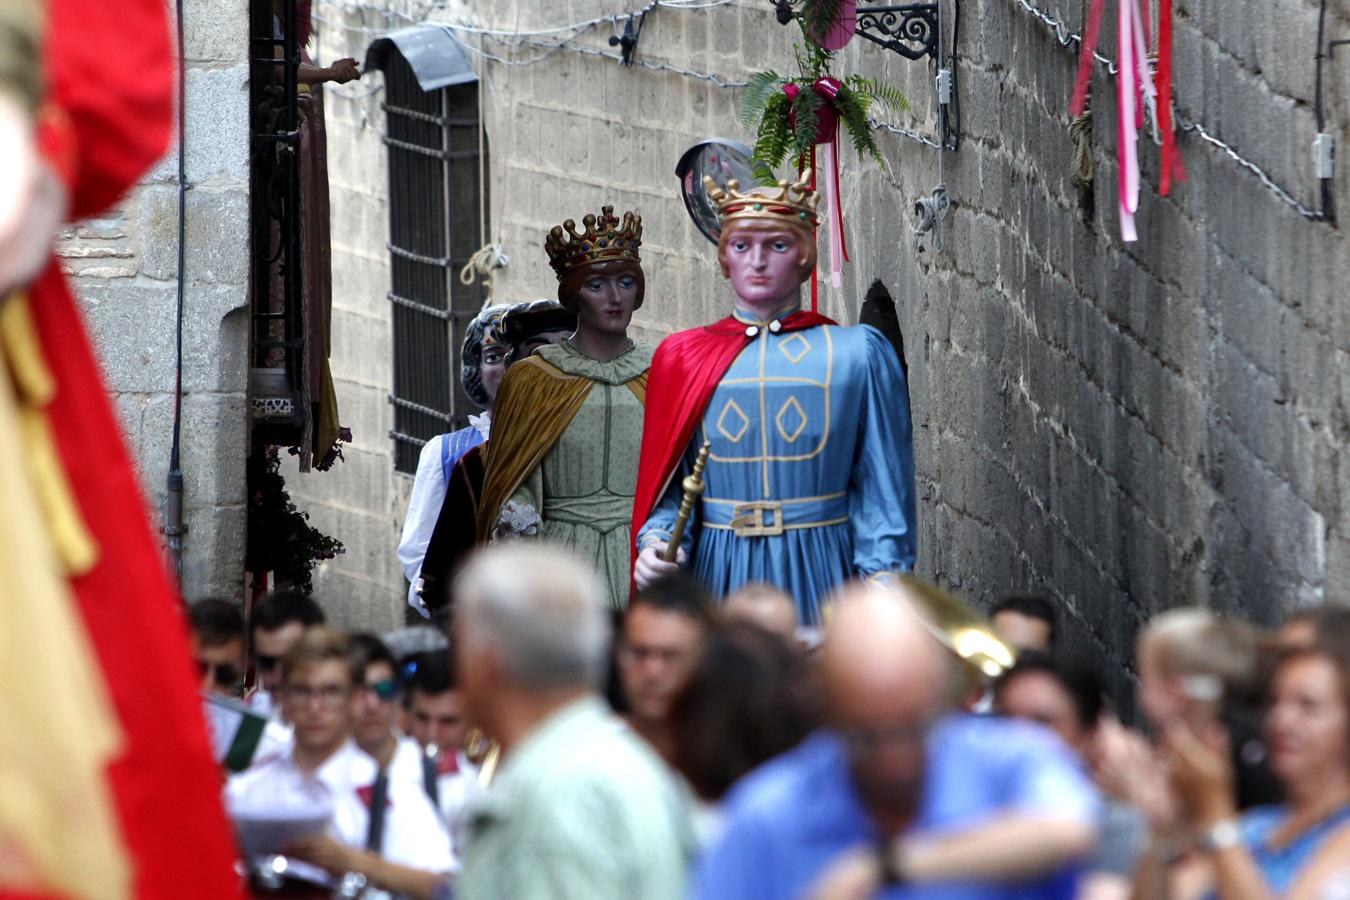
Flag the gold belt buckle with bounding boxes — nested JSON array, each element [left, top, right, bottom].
[[729, 501, 785, 537]]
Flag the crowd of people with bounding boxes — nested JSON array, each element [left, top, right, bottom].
[[10, 0, 1344, 895], [202, 554, 1350, 899]]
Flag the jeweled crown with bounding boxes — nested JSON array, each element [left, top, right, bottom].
[[545, 206, 643, 279], [703, 168, 820, 231]]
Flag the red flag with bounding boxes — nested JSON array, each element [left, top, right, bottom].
[[0, 0, 243, 895]]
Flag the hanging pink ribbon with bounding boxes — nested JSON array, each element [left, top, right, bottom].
[[1116, 0, 1156, 242], [810, 77, 849, 288], [1116, 0, 1138, 241], [1069, 0, 1106, 115]]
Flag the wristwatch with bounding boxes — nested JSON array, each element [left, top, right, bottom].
[[877, 839, 907, 887], [1195, 819, 1243, 854]]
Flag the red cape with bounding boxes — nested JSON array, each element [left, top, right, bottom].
[[629, 311, 836, 570], [2, 0, 242, 896]]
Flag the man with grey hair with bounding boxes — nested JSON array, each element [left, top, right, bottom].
[[452, 544, 694, 900]]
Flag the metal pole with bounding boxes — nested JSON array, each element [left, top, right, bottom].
[[165, 0, 189, 587]]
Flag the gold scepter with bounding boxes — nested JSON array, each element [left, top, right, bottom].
[[663, 441, 712, 563]]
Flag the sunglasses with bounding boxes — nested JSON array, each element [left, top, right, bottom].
[[253, 653, 281, 672], [198, 660, 243, 690], [362, 678, 400, 702]]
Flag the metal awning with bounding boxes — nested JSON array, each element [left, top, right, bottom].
[[364, 25, 477, 91]]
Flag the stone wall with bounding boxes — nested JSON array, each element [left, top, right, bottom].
[[310, 0, 1349, 686], [60, 0, 251, 602]]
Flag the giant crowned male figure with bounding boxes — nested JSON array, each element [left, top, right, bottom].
[[632, 171, 916, 625], [476, 207, 652, 610]]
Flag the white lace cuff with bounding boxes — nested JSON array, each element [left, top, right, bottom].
[[494, 500, 540, 540], [638, 528, 672, 551]]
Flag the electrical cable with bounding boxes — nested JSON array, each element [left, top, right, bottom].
[[165, 0, 189, 584], [1313, 0, 1335, 223]]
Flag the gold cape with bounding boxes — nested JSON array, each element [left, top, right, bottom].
[[475, 353, 647, 543]]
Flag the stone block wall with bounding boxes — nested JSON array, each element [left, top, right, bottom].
[[310, 0, 1349, 689], [61, 0, 251, 602]]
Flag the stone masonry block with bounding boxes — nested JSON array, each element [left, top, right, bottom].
[[181, 504, 247, 603], [139, 184, 249, 284], [181, 0, 246, 65], [185, 66, 250, 185]]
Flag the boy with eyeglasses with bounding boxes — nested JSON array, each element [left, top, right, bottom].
[[227, 627, 454, 898]]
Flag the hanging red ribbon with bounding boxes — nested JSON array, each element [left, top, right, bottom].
[[809, 145, 818, 312], [1156, 0, 1186, 194], [1069, 0, 1106, 115]]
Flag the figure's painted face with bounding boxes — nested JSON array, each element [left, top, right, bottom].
[[479, 342, 508, 406], [575, 269, 639, 339], [724, 227, 805, 310]]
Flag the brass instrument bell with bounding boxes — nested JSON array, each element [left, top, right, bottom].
[[897, 575, 1017, 681]]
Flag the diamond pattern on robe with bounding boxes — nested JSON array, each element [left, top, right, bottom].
[[779, 332, 811, 365], [775, 396, 809, 443], [717, 399, 751, 443]]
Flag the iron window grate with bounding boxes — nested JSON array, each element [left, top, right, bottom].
[[382, 51, 488, 475]]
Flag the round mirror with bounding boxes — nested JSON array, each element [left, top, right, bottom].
[[674, 139, 759, 244]]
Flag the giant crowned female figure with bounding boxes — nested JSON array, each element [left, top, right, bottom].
[[476, 207, 652, 609], [632, 171, 916, 625]]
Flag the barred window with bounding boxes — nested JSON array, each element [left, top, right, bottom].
[[381, 49, 487, 475]]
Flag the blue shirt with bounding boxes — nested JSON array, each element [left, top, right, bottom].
[[688, 715, 1098, 900], [1214, 803, 1350, 897]]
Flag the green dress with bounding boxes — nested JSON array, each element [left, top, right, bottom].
[[496, 340, 652, 609]]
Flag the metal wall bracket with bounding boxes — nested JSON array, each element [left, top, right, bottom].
[[773, 1, 940, 62], [857, 3, 940, 61]]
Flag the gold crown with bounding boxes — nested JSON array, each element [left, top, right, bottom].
[[545, 206, 643, 279], [703, 168, 820, 231]]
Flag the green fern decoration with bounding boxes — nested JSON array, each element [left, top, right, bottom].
[[738, 70, 787, 130], [790, 87, 823, 158], [737, 5, 910, 182], [834, 85, 884, 168], [750, 91, 793, 182], [845, 74, 910, 114]]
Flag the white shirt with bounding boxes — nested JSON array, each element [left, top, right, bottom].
[[397, 413, 491, 616], [386, 736, 481, 852], [227, 740, 456, 874]]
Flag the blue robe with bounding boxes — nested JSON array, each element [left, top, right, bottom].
[[638, 311, 916, 624]]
